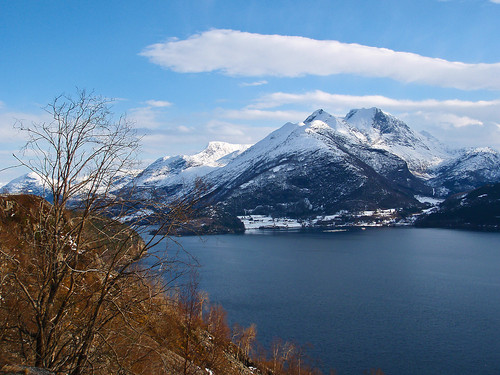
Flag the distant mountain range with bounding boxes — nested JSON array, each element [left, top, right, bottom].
[[4, 108, 500, 225]]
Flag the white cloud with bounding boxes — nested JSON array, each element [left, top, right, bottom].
[[177, 125, 192, 133], [437, 114, 483, 128], [129, 101, 173, 129], [236, 89, 500, 150], [0, 110, 51, 143], [250, 90, 500, 120], [145, 99, 173, 107], [490, 0, 500, 4], [129, 106, 165, 129], [139, 119, 271, 160], [129, 102, 174, 129], [402, 111, 500, 149], [141, 29, 500, 90], [409, 111, 483, 129], [206, 120, 246, 137], [218, 108, 309, 122], [239, 80, 268, 87], [204, 120, 273, 144]]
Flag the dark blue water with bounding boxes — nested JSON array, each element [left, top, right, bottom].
[[165, 228, 500, 374]]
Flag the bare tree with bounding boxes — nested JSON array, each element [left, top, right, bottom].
[[204, 304, 231, 372], [232, 323, 257, 364], [0, 90, 199, 374], [15, 89, 138, 206]]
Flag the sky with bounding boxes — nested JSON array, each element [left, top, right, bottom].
[[1, 0, 500, 183]]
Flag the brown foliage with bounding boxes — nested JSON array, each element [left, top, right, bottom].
[[0, 90, 204, 374], [0, 195, 263, 374], [0, 195, 166, 372]]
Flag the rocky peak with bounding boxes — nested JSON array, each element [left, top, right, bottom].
[[304, 109, 335, 124], [190, 141, 251, 167], [344, 107, 406, 135]]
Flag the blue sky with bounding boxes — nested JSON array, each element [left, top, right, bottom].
[[1, 0, 500, 182]]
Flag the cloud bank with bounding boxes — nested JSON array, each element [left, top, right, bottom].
[[245, 90, 500, 129], [141, 29, 500, 90], [251, 90, 500, 112]]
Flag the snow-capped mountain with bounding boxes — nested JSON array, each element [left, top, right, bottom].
[[430, 147, 500, 195], [1, 170, 141, 201], [2, 142, 251, 201], [343, 108, 451, 177], [129, 141, 251, 194], [1, 172, 50, 198], [200, 110, 433, 216], [294, 108, 500, 195], [190, 108, 500, 216], [4, 108, 500, 220]]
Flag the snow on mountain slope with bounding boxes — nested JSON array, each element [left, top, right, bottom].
[[279, 109, 499, 199], [4, 108, 499, 217], [430, 147, 500, 195], [302, 108, 500, 196], [284, 107, 450, 179], [186, 141, 251, 167], [343, 108, 451, 177], [1, 172, 49, 197], [1, 169, 141, 200], [203, 120, 341, 192], [203, 109, 415, 192], [202, 110, 428, 216], [131, 141, 251, 189]]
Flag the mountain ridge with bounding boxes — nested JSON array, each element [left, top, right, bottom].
[[4, 108, 500, 223]]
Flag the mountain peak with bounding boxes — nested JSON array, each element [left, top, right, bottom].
[[1, 172, 50, 198], [344, 107, 385, 130], [344, 107, 415, 136], [304, 109, 333, 124], [193, 141, 252, 166], [131, 141, 252, 189], [345, 107, 382, 119], [206, 140, 236, 150]]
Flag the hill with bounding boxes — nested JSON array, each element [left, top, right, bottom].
[[416, 183, 500, 230]]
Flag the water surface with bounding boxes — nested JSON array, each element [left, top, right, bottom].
[[167, 228, 500, 374]]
